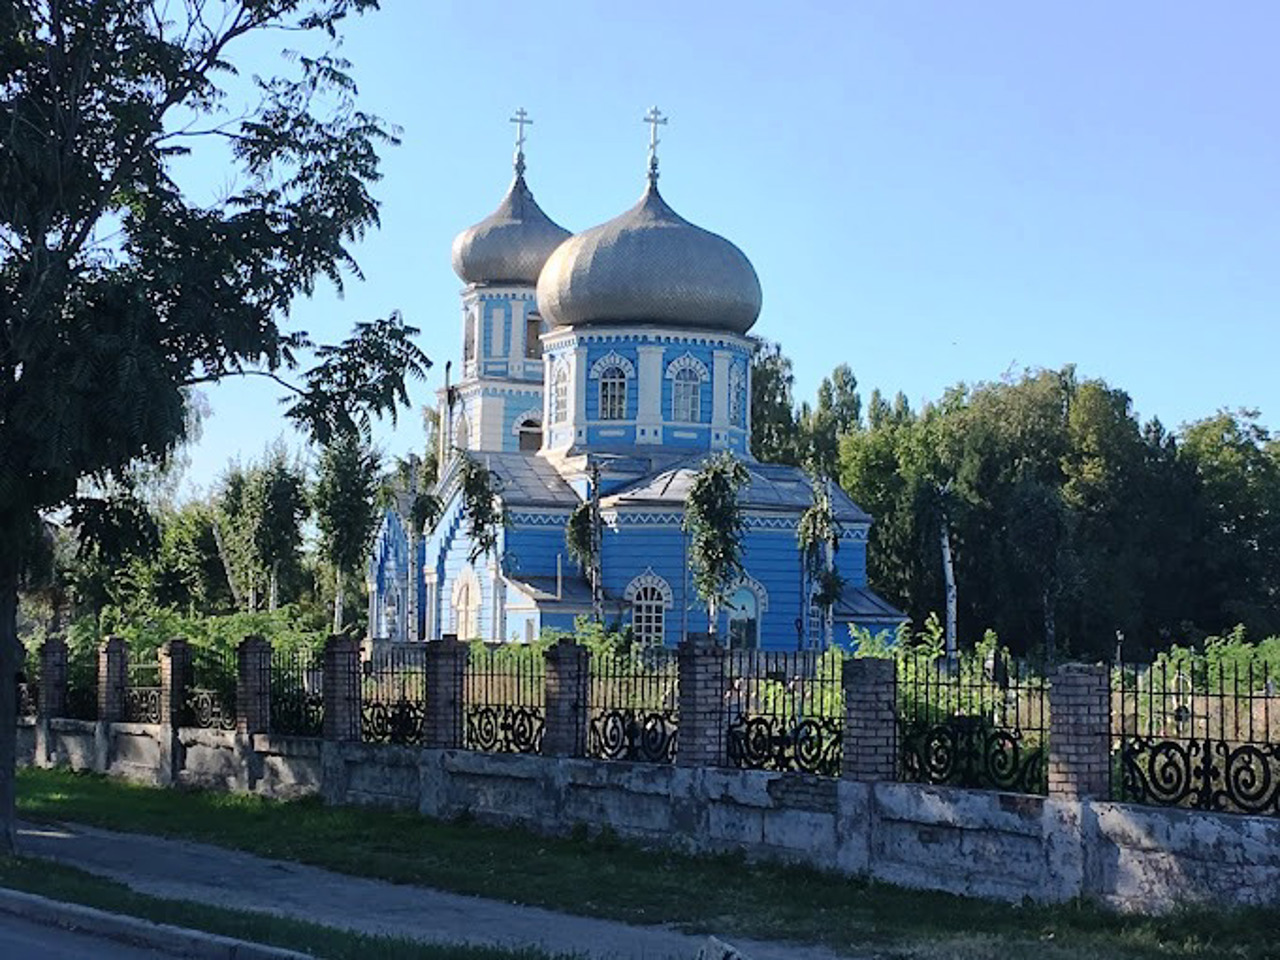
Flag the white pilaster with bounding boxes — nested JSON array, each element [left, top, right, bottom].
[[636, 344, 664, 444], [711, 349, 731, 448]]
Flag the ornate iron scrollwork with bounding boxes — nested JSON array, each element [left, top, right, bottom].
[[727, 715, 843, 777], [1119, 737, 1280, 816], [183, 688, 237, 730], [465, 705, 544, 754], [589, 709, 678, 763], [271, 688, 324, 737], [124, 687, 161, 724], [899, 717, 1045, 794], [362, 698, 428, 745]]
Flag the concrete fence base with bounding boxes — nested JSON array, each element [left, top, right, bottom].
[[17, 716, 1280, 914]]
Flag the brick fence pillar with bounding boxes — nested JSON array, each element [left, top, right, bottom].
[[236, 635, 272, 735], [97, 636, 126, 723], [159, 639, 191, 727], [424, 635, 467, 750], [323, 634, 362, 742], [841, 657, 898, 782], [543, 638, 589, 758], [676, 634, 726, 768], [39, 637, 67, 721], [1049, 662, 1111, 800]]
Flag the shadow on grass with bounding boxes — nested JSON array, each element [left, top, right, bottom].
[[16, 767, 1280, 960]]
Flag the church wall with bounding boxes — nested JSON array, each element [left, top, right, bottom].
[[503, 522, 573, 578]]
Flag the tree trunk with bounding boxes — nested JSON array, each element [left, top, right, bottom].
[[332, 569, 344, 634], [940, 518, 958, 663], [0, 558, 20, 855], [269, 560, 279, 612], [210, 521, 243, 610]]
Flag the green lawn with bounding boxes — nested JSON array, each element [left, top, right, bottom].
[[0, 855, 574, 960], [16, 767, 1280, 959]]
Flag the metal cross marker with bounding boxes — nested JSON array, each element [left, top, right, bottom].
[[643, 105, 667, 182], [510, 107, 532, 152]]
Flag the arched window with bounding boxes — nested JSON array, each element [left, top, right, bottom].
[[625, 570, 673, 647], [518, 417, 542, 451], [463, 313, 476, 362], [673, 367, 701, 422], [454, 413, 470, 451], [525, 314, 542, 359], [631, 586, 666, 646], [727, 585, 758, 650], [452, 572, 480, 640], [551, 364, 569, 424], [598, 365, 627, 420], [728, 363, 746, 427]]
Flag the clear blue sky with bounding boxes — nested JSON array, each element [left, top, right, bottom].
[[179, 0, 1280, 493]]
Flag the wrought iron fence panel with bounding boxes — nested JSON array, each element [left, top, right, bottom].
[[725, 650, 844, 777], [270, 648, 324, 737], [125, 660, 161, 724], [1113, 658, 1280, 816], [64, 646, 97, 720], [897, 651, 1048, 794], [182, 648, 237, 730], [588, 647, 678, 763], [17, 649, 38, 718], [361, 645, 428, 745], [465, 644, 544, 754]]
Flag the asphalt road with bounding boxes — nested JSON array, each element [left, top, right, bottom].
[[0, 912, 178, 959]]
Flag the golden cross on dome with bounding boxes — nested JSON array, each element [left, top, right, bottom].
[[643, 105, 667, 184], [510, 108, 532, 175]]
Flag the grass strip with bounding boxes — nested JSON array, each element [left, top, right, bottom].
[[0, 854, 576, 960], [18, 767, 1280, 959]]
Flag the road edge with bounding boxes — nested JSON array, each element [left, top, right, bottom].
[[0, 885, 312, 959]]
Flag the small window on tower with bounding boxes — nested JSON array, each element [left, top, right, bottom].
[[525, 315, 542, 359], [518, 418, 542, 451], [552, 364, 569, 424], [598, 366, 627, 420], [673, 367, 701, 423], [463, 313, 476, 362]]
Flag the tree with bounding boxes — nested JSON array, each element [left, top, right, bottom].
[[798, 363, 861, 477], [0, 0, 426, 853], [749, 340, 800, 465], [684, 452, 750, 635], [458, 453, 505, 564], [247, 446, 309, 610], [314, 435, 381, 632], [797, 476, 844, 648]]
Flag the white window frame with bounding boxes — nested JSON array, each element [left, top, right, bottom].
[[551, 363, 570, 424], [598, 366, 628, 421]]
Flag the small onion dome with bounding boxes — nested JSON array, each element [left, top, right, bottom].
[[536, 181, 761, 334], [451, 170, 571, 286]]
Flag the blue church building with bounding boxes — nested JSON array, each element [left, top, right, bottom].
[[367, 112, 903, 649]]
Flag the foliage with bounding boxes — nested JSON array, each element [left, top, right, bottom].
[[564, 502, 594, 572], [67, 606, 327, 663], [379, 455, 441, 535], [748, 339, 800, 465], [797, 477, 845, 615], [0, 0, 425, 849], [683, 452, 750, 630], [313, 434, 381, 631], [458, 454, 505, 564]]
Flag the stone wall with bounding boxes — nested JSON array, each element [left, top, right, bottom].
[[18, 644, 1280, 916]]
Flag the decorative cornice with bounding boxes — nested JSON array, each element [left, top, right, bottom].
[[664, 352, 710, 381], [624, 568, 674, 607], [588, 351, 636, 379]]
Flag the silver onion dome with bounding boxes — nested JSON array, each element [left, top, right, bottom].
[[535, 180, 762, 333], [451, 164, 571, 286]]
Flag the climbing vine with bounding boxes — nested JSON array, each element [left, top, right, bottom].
[[458, 454, 505, 563], [683, 452, 750, 633], [565, 501, 595, 571], [799, 477, 845, 617]]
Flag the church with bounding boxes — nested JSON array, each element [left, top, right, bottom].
[[366, 110, 904, 649]]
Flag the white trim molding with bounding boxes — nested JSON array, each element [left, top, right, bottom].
[[588, 351, 636, 380], [623, 568, 674, 607], [664, 353, 710, 382]]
